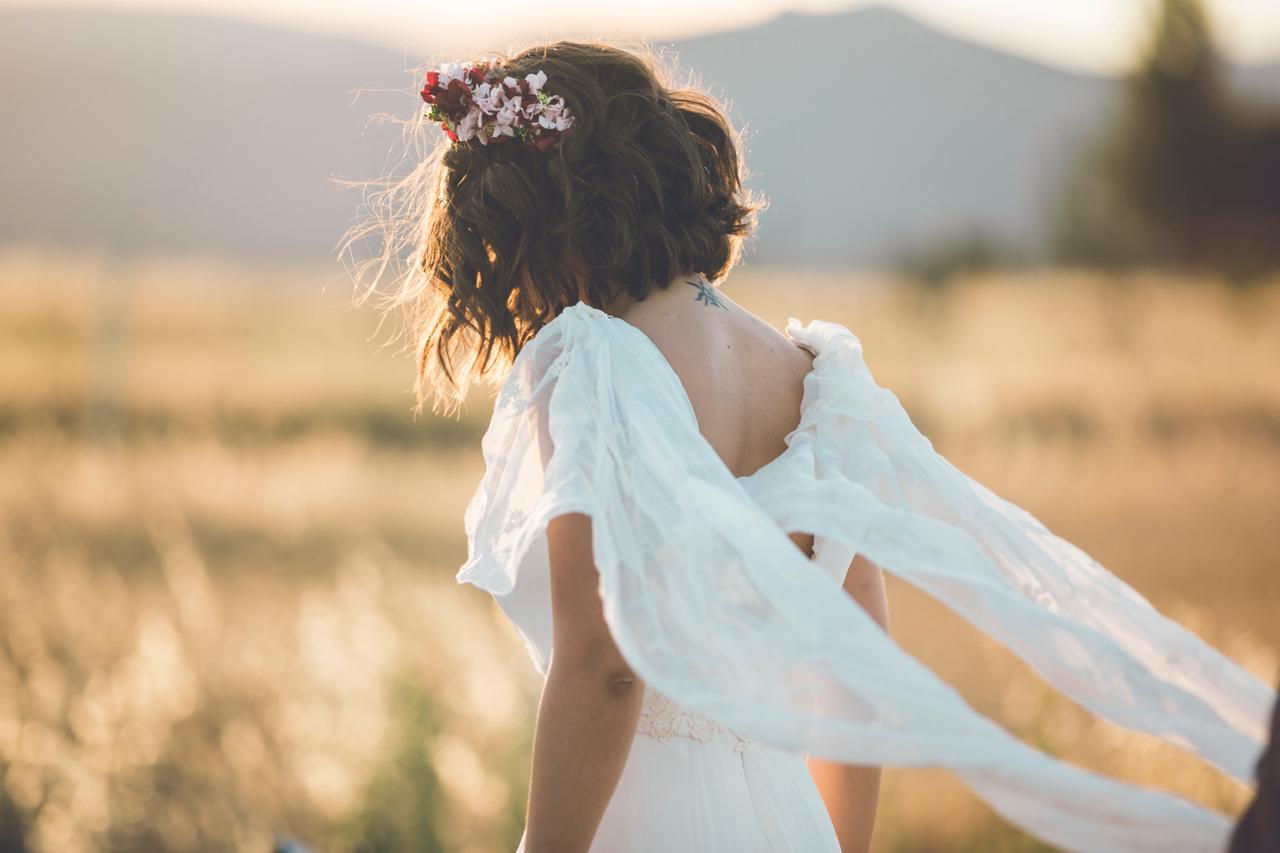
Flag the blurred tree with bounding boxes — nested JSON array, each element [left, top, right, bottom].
[[1050, 0, 1280, 281], [1119, 0, 1230, 264], [891, 228, 1014, 289]]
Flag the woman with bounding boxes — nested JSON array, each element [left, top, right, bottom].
[[1230, 682, 1280, 852], [347, 41, 1275, 852]]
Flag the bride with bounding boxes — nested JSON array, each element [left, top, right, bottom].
[[348, 41, 1275, 852]]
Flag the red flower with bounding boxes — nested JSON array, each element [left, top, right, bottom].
[[420, 61, 572, 151], [434, 78, 470, 113], [420, 70, 441, 103]]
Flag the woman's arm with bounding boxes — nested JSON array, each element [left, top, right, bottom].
[[806, 553, 890, 853], [523, 512, 646, 853]]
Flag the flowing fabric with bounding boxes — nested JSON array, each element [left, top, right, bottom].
[[457, 301, 1275, 852]]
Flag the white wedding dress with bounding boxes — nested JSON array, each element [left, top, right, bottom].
[[582, 684, 842, 851], [457, 301, 1275, 852]]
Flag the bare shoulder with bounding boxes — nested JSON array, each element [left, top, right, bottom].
[[618, 278, 809, 379]]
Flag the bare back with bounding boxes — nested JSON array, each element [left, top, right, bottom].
[[612, 277, 817, 555]]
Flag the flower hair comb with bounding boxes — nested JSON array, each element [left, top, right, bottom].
[[420, 62, 575, 150]]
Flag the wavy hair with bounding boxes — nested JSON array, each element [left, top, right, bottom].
[[342, 40, 761, 414]]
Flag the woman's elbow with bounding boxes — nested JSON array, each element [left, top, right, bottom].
[[604, 664, 640, 699], [554, 635, 641, 697]]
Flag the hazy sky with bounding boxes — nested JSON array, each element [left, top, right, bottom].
[[17, 0, 1280, 74]]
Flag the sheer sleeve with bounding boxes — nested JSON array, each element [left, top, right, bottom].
[[458, 303, 1272, 853]]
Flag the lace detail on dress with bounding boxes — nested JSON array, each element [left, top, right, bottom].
[[636, 686, 757, 752]]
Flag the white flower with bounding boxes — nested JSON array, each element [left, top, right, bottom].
[[426, 64, 569, 147], [471, 81, 501, 114], [438, 63, 468, 86], [455, 106, 484, 142]]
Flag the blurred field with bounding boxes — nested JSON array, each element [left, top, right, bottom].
[[1, 247, 1278, 852]]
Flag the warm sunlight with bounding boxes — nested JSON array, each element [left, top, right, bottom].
[[10, 0, 1280, 72], [2, 1, 1277, 850]]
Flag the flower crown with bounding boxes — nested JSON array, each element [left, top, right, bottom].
[[420, 62, 575, 150]]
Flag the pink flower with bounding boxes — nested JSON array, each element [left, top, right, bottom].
[[484, 101, 518, 144], [421, 62, 572, 149], [537, 95, 573, 132], [495, 95, 523, 129]]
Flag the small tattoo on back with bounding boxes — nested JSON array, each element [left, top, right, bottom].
[[686, 277, 727, 309]]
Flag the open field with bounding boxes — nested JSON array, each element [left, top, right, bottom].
[[1, 247, 1278, 851]]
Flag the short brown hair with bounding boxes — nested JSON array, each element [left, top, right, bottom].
[[344, 41, 760, 413]]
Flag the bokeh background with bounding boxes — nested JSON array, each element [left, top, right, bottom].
[[2, 0, 1279, 850]]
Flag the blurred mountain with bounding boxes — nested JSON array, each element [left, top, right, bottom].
[[663, 7, 1114, 265], [1231, 63, 1280, 107], [0, 8, 411, 261], [0, 5, 1276, 266]]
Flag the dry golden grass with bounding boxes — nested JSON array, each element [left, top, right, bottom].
[[0, 247, 1277, 851]]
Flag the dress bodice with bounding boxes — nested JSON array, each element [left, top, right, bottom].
[[636, 685, 758, 752]]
